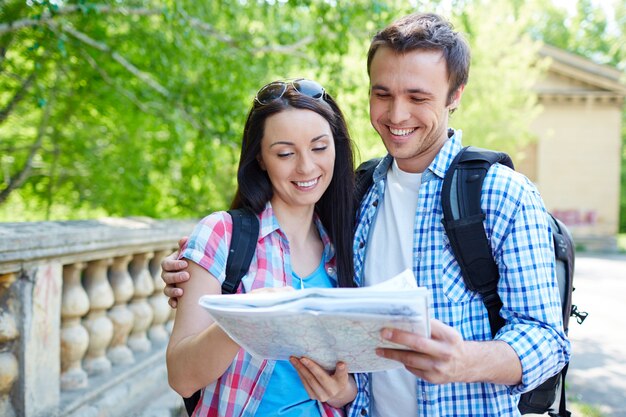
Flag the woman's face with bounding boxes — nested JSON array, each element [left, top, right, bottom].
[[258, 108, 335, 211]]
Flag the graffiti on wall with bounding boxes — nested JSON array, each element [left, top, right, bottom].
[[552, 209, 598, 226]]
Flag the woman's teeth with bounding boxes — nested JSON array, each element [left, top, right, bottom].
[[295, 178, 318, 187]]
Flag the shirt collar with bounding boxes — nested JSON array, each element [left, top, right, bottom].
[[258, 202, 281, 239], [427, 128, 463, 180], [371, 128, 463, 183], [257, 201, 335, 261]]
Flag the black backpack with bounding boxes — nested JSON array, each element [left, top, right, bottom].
[[183, 208, 259, 416], [355, 147, 587, 417]]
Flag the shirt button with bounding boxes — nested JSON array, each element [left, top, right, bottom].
[[360, 409, 368, 416], [372, 200, 379, 207], [326, 267, 335, 275], [359, 241, 365, 249]]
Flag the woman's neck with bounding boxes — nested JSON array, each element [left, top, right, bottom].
[[270, 198, 323, 277], [270, 199, 316, 244]]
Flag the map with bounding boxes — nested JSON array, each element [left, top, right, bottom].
[[198, 269, 430, 372]]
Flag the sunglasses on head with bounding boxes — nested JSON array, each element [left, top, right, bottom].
[[254, 79, 326, 105]]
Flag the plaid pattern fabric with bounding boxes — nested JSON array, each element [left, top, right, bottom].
[[347, 130, 570, 417], [182, 202, 344, 417]]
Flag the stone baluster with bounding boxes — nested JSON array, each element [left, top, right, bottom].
[[148, 250, 170, 344], [82, 259, 115, 375], [60, 263, 90, 390], [128, 252, 155, 352], [107, 255, 135, 365], [0, 317, 18, 417], [0, 273, 18, 417]]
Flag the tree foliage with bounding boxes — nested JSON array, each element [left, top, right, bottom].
[[527, 0, 626, 71], [0, 0, 564, 221], [1, 0, 392, 220], [450, 0, 545, 154]]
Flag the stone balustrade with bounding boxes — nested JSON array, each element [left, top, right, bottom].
[[0, 217, 197, 417]]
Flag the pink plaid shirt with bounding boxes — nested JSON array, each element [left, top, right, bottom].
[[182, 202, 343, 417]]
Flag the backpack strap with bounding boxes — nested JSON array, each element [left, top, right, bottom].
[[222, 207, 260, 294], [555, 363, 571, 417], [354, 157, 382, 205], [183, 391, 200, 417], [182, 207, 260, 416], [441, 146, 514, 337]]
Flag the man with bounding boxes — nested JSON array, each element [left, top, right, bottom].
[[161, 12, 570, 416]]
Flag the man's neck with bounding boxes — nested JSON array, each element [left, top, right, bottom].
[[395, 128, 454, 173], [395, 143, 442, 173]]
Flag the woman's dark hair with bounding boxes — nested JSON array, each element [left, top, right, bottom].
[[231, 83, 355, 288], [367, 12, 470, 107]]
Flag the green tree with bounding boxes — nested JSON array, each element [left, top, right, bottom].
[[0, 0, 389, 220], [451, 0, 545, 154], [0, 0, 549, 221]]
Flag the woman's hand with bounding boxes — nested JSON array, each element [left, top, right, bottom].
[[289, 357, 357, 408]]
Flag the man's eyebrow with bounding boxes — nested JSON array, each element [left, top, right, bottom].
[[406, 88, 433, 96], [371, 84, 434, 96]]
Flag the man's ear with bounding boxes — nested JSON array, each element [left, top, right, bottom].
[[448, 84, 465, 111]]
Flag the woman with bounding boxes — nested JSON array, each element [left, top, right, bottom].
[[166, 79, 357, 416]]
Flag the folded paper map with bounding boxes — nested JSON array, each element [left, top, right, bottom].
[[199, 269, 430, 372]]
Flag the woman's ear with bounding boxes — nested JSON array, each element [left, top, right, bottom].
[[257, 154, 266, 171]]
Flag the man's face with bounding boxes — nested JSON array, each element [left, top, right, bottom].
[[369, 47, 463, 173]]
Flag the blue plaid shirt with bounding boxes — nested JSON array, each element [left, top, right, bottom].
[[346, 130, 570, 417]]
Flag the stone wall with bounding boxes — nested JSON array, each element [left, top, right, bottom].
[[0, 217, 196, 417]]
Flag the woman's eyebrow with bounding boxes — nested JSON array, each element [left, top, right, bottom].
[[311, 134, 329, 143], [268, 134, 329, 148], [268, 140, 294, 148]]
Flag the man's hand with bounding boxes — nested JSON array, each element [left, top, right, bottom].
[[289, 357, 357, 408], [375, 319, 522, 386], [375, 319, 468, 384], [161, 237, 189, 308]]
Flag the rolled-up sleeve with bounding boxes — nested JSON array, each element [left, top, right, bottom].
[[488, 171, 571, 394], [346, 373, 370, 417], [180, 211, 231, 283]]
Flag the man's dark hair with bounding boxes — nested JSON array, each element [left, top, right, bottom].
[[367, 12, 470, 106], [231, 84, 356, 288]]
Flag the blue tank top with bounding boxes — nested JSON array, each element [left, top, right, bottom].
[[255, 257, 333, 416]]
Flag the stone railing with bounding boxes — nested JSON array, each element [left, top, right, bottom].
[[0, 217, 197, 417]]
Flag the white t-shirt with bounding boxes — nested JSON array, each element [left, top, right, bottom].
[[364, 159, 422, 417]]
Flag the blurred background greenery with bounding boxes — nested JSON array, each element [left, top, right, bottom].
[[1, 0, 624, 232]]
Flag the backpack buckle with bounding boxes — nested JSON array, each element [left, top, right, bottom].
[[571, 304, 588, 324], [482, 291, 502, 310]]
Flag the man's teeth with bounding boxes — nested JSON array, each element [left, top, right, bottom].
[[295, 178, 318, 187], [390, 127, 415, 136]]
